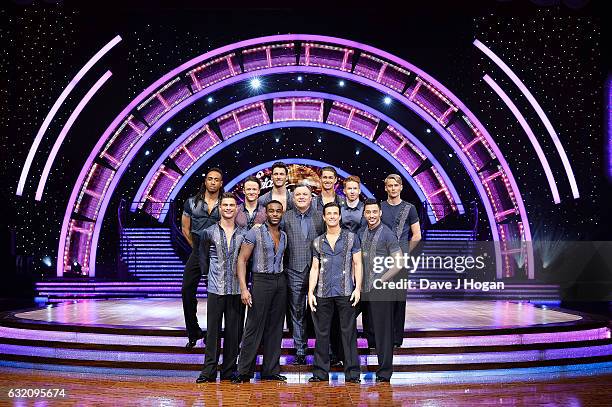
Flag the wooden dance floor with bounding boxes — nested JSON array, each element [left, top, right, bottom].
[[14, 299, 582, 330]]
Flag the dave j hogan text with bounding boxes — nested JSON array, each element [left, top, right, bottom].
[[373, 278, 505, 292]]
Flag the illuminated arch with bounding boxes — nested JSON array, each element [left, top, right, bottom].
[[57, 34, 532, 279], [132, 91, 463, 224]]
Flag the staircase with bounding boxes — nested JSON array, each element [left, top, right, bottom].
[[121, 227, 185, 282], [414, 229, 475, 279]]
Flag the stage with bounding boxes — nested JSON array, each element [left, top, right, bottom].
[[0, 299, 610, 374]]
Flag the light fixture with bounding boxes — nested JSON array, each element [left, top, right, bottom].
[[383, 96, 392, 105], [250, 78, 262, 89]]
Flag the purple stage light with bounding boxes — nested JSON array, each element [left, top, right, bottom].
[[17, 35, 121, 197], [474, 39, 579, 200], [483, 74, 560, 204], [132, 91, 462, 225], [36, 71, 113, 201]]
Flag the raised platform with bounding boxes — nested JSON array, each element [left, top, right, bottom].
[[0, 300, 610, 373]]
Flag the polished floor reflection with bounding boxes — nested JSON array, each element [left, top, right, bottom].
[[14, 299, 581, 330], [1, 365, 611, 406]]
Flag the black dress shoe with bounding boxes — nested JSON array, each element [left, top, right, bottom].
[[375, 376, 391, 382], [261, 374, 287, 381], [231, 374, 251, 384], [346, 377, 361, 384], [185, 330, 205, 348], [195, 375, 215, 383], [308, 376, 325, 382], [292, 355, 307, 365], [221, 373, 239, 381], [330, 358, 343, 368]]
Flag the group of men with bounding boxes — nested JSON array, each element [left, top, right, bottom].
[[180, 162, 421, 384]]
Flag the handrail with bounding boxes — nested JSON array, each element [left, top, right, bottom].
[[117, 199, 137, 278]]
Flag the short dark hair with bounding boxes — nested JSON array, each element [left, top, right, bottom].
[[323, 201, 340, 215], [265, 199, 284, 210], [363, 198, 381, 210], [271, 161, 288, 175], [221, 192, 237, 202], [320, 166, 337, 177], [243, 175, 261, 189]]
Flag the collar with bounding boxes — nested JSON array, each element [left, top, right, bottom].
[[366, 221, 383, 233], [295, 204, 313, 218], [345, 200, 362, 210]]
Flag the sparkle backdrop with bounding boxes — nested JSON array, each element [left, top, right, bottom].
[[0, 5, 607, 275], [473, 11, 602, 240]]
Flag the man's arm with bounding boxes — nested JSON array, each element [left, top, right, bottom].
[[181, 214, 193, 247], [409, 221, 422, 253], [237, 242, 254, 307], [307, 257, 320, 312], [380, 250, 403, 282], [199, 232, 211, 280], [350, 251, 362, 306]]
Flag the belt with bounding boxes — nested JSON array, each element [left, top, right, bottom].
[[252, 272, 286, 279]]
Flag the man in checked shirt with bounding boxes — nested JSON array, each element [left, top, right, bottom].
[[196, 193, 247, 383]]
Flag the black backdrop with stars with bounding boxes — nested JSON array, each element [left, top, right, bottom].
[[0, 2, 609, 276]]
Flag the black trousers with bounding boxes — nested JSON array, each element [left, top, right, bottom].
[[182, 234, 204, 340], [357, 300, 375, 348], [286, 268, 309, 356], [200, 293, 244, 379], [237, 272, 287, 377], [392, 269, 408, 346], [312, 296, 360, 381], [369, 300, 394, 379]]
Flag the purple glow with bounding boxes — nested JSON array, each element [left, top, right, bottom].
[[59, 35, 528, 278], [159, 120, 432, 223], [484, 75, 560, 204], [133, 91, 462, 224], [17, 35, 121, 197], [474, 39, 579, 200], [35, 71, 113, 201], [1, 343, 611, 366]]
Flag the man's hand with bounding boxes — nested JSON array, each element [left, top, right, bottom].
[[350, 288, 361, 307], [241, 288, 252, 307], [308, 292, 317, 312]]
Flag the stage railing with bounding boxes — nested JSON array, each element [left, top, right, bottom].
[[117, 199, 137, 279], [420, 201, 478, 237]]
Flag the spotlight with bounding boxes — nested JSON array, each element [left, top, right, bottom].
[[207, 96, 213, 103], [448, 153, 453, 158], [383, 96, 392, 105], [275, 137, 280, 143], [297, 76, 303, 82], [426, 128, 432, 134], [145, 150, 150, 156], [42, 256, 52, 267], [355, 149, 360, 156], [317, 137, 322, 143], [339, 80, 345, 87], [250, 78, 262, 89], [166, 126, 172, 132]]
